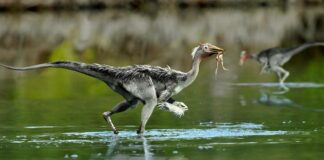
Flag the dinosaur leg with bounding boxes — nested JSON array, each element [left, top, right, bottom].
[[273, 66, 290, 84], [276, 71, 282, 80], [260, 63, 268, 74], [137, 98, 157, 134], [281, 70, 290, 84], [103, 99, 138, 134], [121, 78, 157, 134]]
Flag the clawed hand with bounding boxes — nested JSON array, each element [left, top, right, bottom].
[[157, 101, 188, 117], [172, 101, 189, 110]]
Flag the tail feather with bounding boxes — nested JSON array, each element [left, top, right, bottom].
[[287, 42, 324, 56], [0, 63, 53, 71], [0, 61, 111, 81]]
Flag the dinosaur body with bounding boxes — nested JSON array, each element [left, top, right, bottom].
[[240, 42, 324, 84], [0, 43, 224, 134]]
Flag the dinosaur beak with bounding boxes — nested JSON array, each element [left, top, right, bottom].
[[208, 44, 224, 55]]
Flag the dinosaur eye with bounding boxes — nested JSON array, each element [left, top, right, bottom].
[[204, 46, 208, 50]]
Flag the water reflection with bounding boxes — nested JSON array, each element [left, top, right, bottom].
[[105, 135, 119, 158], [257, 89, 297, 108], [257, 89, 324, 112], [105, 135, 153, 160], [232, 82, 324, 88], [142, 137, 153, 160], [275, 84, 290, 94]]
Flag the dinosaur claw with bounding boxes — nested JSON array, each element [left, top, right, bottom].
[[173, 101, 188, 110], [157, 101, 188, 117], [137, 129, 144, 135]]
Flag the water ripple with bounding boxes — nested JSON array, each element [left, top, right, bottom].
[[230, 82, 324, 88], [0, 123, 292, 145]]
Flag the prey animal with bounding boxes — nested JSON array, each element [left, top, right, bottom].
[[240, 42, 324, 84], [0, 43, 224, 134]]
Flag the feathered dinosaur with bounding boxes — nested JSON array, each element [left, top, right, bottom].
[[0, 43, 224, 134], [240, 42, 324, 84]]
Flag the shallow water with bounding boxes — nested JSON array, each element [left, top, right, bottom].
[[231, 82, 324, 88], [0, 121, 321, 160], [1, 81, 324, 159]]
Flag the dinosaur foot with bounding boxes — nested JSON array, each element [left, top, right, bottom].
[[103, 112, 119, 134]]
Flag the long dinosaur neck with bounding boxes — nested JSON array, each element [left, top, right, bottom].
[[184, 55, 201, 86]]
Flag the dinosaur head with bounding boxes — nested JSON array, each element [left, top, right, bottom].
[[239, 50, 249, 65], [191, 43, 224, 60]]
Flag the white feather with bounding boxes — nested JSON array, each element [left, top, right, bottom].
[[157, 102, 188, 117], [191, 46, 199, 59]]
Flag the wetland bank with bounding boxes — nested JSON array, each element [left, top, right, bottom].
[[1, 2, 324, 160]]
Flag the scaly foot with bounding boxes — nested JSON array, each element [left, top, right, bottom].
[[103, 112, 119, 134]]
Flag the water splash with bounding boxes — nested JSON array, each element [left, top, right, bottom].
[[25, 126, 57, 129], [0, 123, 291, 145]]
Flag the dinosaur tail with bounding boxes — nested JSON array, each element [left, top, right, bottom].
[[287, 42, 324, 57], [0, 63, 53, 71], [0, 61, 112, 81]]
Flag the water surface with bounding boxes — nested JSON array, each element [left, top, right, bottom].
[[1, 82, 324, 160]]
